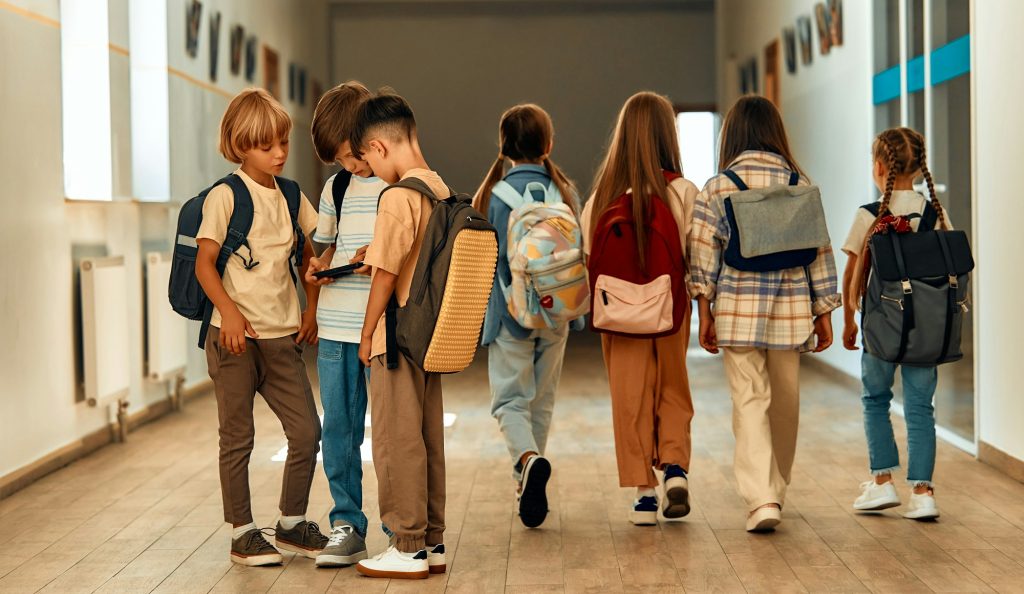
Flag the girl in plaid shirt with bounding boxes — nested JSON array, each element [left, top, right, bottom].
[[689, 96, 841, 532]]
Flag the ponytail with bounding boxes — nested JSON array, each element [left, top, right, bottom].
[[542, 156, 579, 213], [472, 153, 506, 218]]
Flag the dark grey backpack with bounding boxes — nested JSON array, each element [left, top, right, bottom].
[[861, 202, 974, 366], [380, 178, 498, 373]]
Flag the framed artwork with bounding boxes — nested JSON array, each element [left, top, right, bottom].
[[297, 68, 307, 105], [288, 63, 297, 101], [244, 36, 257, 82], [798, 16, 814, 65], [208, 11, 221, 81], [263, 45, 280, 99], [783, 27, 797, 74], [229, 25, 244, 76], [185, 0, 202, 58], [815, 2, 833, 55], [740, 57, 758, 95], [829, 0, 844, 46]]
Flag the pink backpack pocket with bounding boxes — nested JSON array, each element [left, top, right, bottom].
[[592, 274, 674, 335]]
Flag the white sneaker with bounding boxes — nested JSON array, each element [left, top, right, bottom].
[[746, 506, 782, 532], [355, 546, 429, 579], [903, 491, 940, 520], [853, 480, 902, 511], [428, 543, 446, 574]]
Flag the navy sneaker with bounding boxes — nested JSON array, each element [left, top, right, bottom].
[[630, 495, 659, 526], [663, 465, 691, 519], [518, 455, 551, 528]]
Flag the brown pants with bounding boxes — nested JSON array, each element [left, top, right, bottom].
[[601, 316, 694, 489], [370, 353, 445, 553], [722, 347, 800, 511], [206, 328, 321, 525]]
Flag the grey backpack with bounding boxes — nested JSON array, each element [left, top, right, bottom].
[[381, 178, 498, 374], [861, 202, 974, 366]]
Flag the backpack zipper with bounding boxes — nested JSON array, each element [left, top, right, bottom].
[[880, 294, 904, 310], [533, 274, 587, 296]]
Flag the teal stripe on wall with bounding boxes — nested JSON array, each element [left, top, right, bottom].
[[872, 34, 970, 105]]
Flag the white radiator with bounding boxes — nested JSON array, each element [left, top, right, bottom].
[[145, 252, 187, 381], [79, 256, 131, 407]]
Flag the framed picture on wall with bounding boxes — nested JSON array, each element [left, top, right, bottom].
[[185, 0, 202, 58], [739, 57, 758, 95], [244, 36, 257, 82], [798, 16, 814, 65], [783, 27, 797, 74], [229, 25, 244, 76], [297, 68, 307, 106], [830, 0, 844, 46], [263, 46, 280, 99], [815, 2, 833, 55], [208, 11, 221, 82], [288, 63, 297, 101]]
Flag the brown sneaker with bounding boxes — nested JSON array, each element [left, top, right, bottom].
[[275, 520, 329, 559], [231, 529, 283, 566]]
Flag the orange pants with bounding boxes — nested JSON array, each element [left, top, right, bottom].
[[601, 316, 694, 489]]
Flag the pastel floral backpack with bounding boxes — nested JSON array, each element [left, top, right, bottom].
[[492, 180, 590, 329]]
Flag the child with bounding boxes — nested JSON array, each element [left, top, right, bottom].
[[581, 91, 700, 526], [842, 127, 951, 520], [689, 95, 840, 532], [349, 89, 449, 580], [305, 81, 389, 567], [194, 88, 328, 565], [472, 104, 582, 529]]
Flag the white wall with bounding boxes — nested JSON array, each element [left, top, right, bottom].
[[715, 0, 876, 377], [974, 0, 1024, 462], [0, 0, 328, 479]]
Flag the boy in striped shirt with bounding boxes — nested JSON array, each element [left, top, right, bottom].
[[306, 81, 388, 567]]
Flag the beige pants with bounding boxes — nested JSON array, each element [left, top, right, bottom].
[[369, 353, 445, 553], [601, 319, 694, 489], [205, 328, 321, 525], [722, 347, 801, 511]]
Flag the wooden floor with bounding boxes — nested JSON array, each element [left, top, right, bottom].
[[3, 333, 1024, 593]]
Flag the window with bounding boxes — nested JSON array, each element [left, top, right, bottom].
[[129, 0, 170, 201], [676, 112, 720, 189]]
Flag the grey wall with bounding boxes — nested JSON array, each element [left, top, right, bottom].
[[330, 1, 716, 193]]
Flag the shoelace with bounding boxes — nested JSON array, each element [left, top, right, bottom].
[[327, 524, 354, 546], [859, 480, 876, 490], [302, 521, 326, 544], [243, 528, 277, 551]]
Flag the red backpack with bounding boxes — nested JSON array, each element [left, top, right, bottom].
[[588, 171, 687, 338]]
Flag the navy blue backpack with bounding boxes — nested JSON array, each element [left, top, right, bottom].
[[169, 174, 306, 348]]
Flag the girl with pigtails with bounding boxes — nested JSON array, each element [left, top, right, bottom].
[[842, 127, 953, 521]]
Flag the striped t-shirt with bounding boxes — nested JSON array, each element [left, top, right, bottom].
[[313, 173, 387, 343]]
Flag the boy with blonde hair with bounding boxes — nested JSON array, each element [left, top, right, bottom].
[[195, 87, 328, 566]]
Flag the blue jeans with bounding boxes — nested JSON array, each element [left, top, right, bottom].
[[861, 352, 938, 485], [488, 324, 569, 481], [318, 339, 369, 535]]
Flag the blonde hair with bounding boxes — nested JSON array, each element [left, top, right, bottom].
[[852, 126, 948, 299], [218, 88, 292, 164], [472, 104, 577, 216], [588, 91, 682, 272]]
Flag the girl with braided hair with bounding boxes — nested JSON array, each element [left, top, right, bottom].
[[840, 127, 953, 520]]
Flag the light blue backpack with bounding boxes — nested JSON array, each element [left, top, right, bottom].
[[492, 180, 590, 330]]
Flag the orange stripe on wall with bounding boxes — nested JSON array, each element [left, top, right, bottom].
[[167, 66, 233, 99], [0, 1, 59, 28]]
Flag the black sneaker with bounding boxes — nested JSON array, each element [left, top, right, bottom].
[[275, 520, 329, 559], [518, 455, 551, 528], [231, 528, 283, 566]]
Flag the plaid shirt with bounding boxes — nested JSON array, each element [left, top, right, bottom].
[[688, 151, 841, 351]]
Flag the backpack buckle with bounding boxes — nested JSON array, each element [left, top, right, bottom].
[[901, 279, 913, 294], [948, 274, 958, 288]]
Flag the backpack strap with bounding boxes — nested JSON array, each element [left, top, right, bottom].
[[920, 200, 939, 232], [331, 170, 353, 226], [936, 232, 959, 363], [722, 169, 749, 191], [380, 177, 446, 205], [200, 173, 255, 349], [788, 171, 800, 186], [276, 176, 306, 271], [889, 232, 915, 363], [861, 202, 882, 217], [491, 180, 526, 210]]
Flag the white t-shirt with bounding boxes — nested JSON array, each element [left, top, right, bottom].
[[841, 190, 953, 256], [196, 169, 318, 339], [312, 173, 387, 343]]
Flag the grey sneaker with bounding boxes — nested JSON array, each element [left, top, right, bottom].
[[231, 528, 283, 566], [275, 520, 329, 559], [315, 521, 368, 567]]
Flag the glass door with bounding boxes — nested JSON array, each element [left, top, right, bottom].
[[872, 0, 975, 449]]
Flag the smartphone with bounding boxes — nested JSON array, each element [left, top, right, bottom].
[[312, 262, 362, 279]]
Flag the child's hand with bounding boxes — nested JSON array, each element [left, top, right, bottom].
[[221, 309, 258, 355], [351, 245, 371, 276], [296, 309, 318, 345], [843, 321, 860, 351], [358, 334, 372, 367], [698, 313, 719, 354], [304, 256, 334, 286], [812, 314, 834, 353]]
